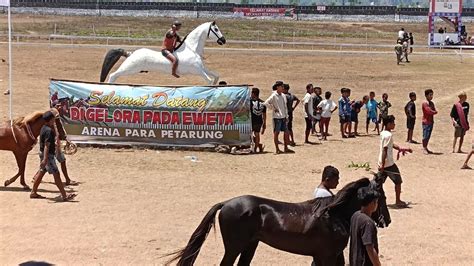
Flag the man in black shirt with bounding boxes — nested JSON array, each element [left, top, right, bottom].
[[350, 187, 381, 266], [405, 92, 417, 143], [450, 91, 470, 153], [250, 88, 266, 153], [312, 87, 323, 135], [30, 111, 76, 201], [284, 84, 300, 146]]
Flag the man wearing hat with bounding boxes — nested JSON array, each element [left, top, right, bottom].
[[162, 20, 183, 78], [264, 81, 294, 154]]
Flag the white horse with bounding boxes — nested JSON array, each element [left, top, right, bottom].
[[100, 21, 226, 85]]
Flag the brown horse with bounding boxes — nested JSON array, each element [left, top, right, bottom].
[[1, 109, 65, 189]]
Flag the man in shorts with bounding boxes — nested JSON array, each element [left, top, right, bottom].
[[303, 84, 314, 144], [264, 81, 293, 154], [377, 115, 408, 208], [366, 91, 379, 135], [30, 111, 76, 201], [162, 21, 183, 78], [405, 92, 417, 143], [351, 95, 369, 136], [450, 91, 470, 153], [338, 88, 351, 138], [284, 83, 300, 146], [422, 89, 438, 154], [250, 87, 266, 153]]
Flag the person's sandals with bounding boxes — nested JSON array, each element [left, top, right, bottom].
[[62, 194, 77, 201], [284, 149, 295, 154], [461, 165, 472, 170], [30, 193, 46, 199]]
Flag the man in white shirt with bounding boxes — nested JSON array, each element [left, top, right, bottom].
[[378, 115, 408, 208], [303, 83, 314, 143], [398, 27, 405, 39], [313, 165, 340, 198], [264, 81, 293, 154]]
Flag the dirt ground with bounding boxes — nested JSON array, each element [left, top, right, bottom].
[[1, 32, 473, 265]]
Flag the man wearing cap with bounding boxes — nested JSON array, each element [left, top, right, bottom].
[[162, 20, 183, 78], [30, 110, 76, 201], [264, 81, 294, 154]]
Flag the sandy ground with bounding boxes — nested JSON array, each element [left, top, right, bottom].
[[0, 42, 473, 265]]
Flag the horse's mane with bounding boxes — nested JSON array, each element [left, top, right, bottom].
[[12, 109, 57, 128], [323, 178, 370, 214], [12, 111, 45, 128]]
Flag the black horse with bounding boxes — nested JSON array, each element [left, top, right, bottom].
[[166, 175, 391, 266]]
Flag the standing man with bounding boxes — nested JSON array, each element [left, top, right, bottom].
[[422, 89, 438, 154], [303, 84, 314, 144], [284, 83, 300, 146], [378, 115, 409, 208], [398, 27, 406, 39], [312, 87, 323, 136], [395, 39, 404, 65], [405, 92, 417, 143], [30, 111, 76, 201], [264, 81, 293, 154], [450, 91, 470, 153], [409, 32, 414, 53], [162, 20, 183, 78], [250, 87, 266, 153]]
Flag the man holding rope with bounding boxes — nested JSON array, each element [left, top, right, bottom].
[[377, 115, 411, 208]]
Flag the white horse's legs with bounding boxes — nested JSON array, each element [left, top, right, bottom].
[[198, 68, 215, 85], [208, 70, 220, 85]]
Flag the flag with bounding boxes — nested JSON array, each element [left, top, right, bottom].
[[0, 0, 10, 7]]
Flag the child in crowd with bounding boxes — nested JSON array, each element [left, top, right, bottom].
[[377, 93, 392, 131], [283, 84, 300, 146], [339, 88, 352, 138], [250, 88, 266, 153], [404, 92, 417, 143], [317, 91, 338, 140], [351, 95, 369, 136], [366, 91, 380, 135], [450, 91, 470, 153], [303, 84, 314, 144], [312, 87, 323, 135], [422, 89, 438, 154]]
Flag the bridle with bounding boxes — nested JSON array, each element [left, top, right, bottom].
[[370, 179, 387, 228], [207, 23, 225, 44]]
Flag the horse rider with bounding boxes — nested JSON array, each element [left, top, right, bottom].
[[162, 20, 183, 78]]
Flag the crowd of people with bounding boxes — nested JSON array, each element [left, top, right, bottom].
[[251, 81, 472, 166]]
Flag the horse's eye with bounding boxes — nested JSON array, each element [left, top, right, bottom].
[[215, 28, 219, 32]]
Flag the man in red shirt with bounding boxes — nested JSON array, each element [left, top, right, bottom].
[[422, 89, 438, 154], [161, 21, 183, 78]]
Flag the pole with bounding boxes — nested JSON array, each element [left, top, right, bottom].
[[8, 4, 12, 121]]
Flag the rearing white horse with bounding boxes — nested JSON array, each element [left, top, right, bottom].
[[100, 21, 226, 85]]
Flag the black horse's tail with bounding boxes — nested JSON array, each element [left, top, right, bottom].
[[165, 201, 226, 266], [100, 48, 128, 82]]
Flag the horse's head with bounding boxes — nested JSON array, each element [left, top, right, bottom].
[[370, 173, 391, 228], [208, 21, 226, 45]]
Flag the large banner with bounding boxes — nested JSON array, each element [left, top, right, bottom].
[[233, 7, 295, 18], [49, 80, 251, 147]]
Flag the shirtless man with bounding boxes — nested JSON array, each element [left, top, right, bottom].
[[162, 21, 183, 78]]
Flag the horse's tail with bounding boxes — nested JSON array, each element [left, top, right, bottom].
[[100, 48, 128, 82], [164, 201, 226, 266]]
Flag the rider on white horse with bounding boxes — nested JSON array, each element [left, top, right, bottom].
[[162, 21, 183, 78]]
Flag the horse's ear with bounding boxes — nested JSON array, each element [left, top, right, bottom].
[[212, 21, 216, 26]]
